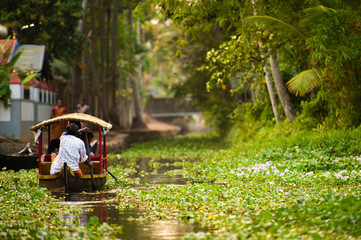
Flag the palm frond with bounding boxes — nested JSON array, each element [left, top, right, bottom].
[[4, 49, 23, 69], [245, 16, 305, 38], [286, 69, 322, 96], [21, 73, 39, 85], [301, 5, 337, 27], [50, 58, 70, 79]]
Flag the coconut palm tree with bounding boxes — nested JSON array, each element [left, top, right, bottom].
[[245, 3, 354, 97]]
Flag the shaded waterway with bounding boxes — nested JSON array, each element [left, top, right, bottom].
[[53, 158, 210, 239]]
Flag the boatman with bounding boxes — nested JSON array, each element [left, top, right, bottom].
[[50, 123, 93, 177]]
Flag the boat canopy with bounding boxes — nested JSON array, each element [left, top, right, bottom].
[[30, 113, 112, 131]]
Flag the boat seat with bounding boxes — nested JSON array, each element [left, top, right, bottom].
[[40, 162, 51, 175], [40, 161, 101, 175], [44, 154, 52, 162], [44, 154, 100, 162], [90, 155, 100, 161], [79, 161, 101, 174]]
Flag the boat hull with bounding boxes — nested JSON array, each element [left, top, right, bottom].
[[0, 154, 38, 171], [38, 164, 107, 192]]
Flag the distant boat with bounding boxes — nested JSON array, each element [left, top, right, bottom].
[[30, 113, 112, 192], [0, 142, 38, 171]]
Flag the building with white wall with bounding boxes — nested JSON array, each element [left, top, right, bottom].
[[0, 39, 55, 142]]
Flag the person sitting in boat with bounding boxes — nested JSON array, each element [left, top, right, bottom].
[[46, 99, 67, 154], [50, 123, 93, 177], [69, 121, 94, 156]]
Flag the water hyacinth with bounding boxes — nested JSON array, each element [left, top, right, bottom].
[[237, 172, 245, 177], [231, 161, 360, 182], [231, 161, 291, 178], [111, 128, 361, 239], [335, 173, 342, 179]]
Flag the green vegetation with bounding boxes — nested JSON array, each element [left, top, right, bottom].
[[110, 125, 361, 239], [151, 0, 361, 130], [1, 125, 361, 239], [0, 169, 122, 239]]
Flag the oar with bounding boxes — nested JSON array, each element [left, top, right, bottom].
[[108, 170, 119, 182], [64, 162, 69, 193], [85, 131, 96, 191]]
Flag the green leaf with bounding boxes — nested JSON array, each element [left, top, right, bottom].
[[4, 49, 24, 69], [244, 16, 305, 38], [21, 73, 39, 85], [286, 69, 322, 96]]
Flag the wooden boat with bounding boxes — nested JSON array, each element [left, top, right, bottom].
[[30, 113, 112, 192], [0, 142, 38, 171]]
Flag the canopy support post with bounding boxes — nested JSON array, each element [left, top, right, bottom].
[[99, 127, 102, 173], [38, 130, 42, 174], [103, 134, 107, 171]]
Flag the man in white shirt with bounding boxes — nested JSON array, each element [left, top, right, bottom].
[[50, 123, 92, 177]]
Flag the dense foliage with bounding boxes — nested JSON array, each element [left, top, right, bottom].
[[109, 125, 361, 239], [150, 0, 361, 131], [0, 169, 122, 239], [1, 125, 361, 239], [0, 0, 83, 61], [0, 38, 38, 108]]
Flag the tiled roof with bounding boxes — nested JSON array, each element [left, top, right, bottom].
[[9, 73, 21, 84], [13, 44, 45, 72], [0, 39, 18, 65]]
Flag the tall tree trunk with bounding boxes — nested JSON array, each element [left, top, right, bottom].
[[91, 0, 108, 120], [263, 60, 281, 123], [79, 0, 89, 111], [251, 0, 281, 123], [99, 0, 110, 121], [70, 0, 89, 112], [84, 47, 91, 113], [117, 10, 129, 128], [136, 17, 143, 97], [109, 0, 120, 125], [78, 0, 88, 34], [128, 9, 146, 129], [269, 53, 295, 121]]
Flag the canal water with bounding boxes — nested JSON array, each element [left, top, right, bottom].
[[53, 158, 210, 239]]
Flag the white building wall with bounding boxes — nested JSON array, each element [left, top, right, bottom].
[[33, 87, 39, 102], [38, 103, 52, 121], [10, 85, 22, 99], [45, 90, 49, 103], [0, 103, 11, 121], [21, 101, 34, 121]]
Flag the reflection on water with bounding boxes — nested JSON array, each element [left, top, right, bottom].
[[130, 158, 188, 185], [53, 158, 210, 239], [55, 191, 208, 240]]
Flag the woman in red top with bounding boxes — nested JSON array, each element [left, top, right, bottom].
[[46, 99, 67, 153]]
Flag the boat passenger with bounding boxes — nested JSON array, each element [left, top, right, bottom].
[[46, 99, 67, 154], [50, 123, 93, 177], [69, 121, 94, 155]]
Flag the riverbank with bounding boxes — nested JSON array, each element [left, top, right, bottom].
[[0, 117, 182, 154], [110, 127, 361, 239], [106, 117, 182, 153]]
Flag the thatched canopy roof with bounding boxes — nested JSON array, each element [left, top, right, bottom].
[[30, 113, 112, 131]]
